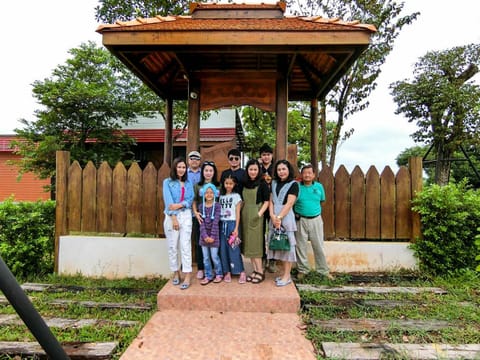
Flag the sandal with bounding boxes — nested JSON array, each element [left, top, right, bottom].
[[246, 271, 259, 282], [180, 282, 190, 290], [224, 273, 232, 283], [238, 272, 246, 284], [213, 275, 223, 283], [251, 272, 265, 284], [200, 277, 212, 285]]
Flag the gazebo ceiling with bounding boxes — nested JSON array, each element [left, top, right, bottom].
[[97, 2, 376, 107]]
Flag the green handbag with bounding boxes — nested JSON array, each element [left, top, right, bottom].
[[269, 227, 290, 251]]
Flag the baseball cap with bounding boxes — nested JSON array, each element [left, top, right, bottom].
[[188, 151, 201, 160]]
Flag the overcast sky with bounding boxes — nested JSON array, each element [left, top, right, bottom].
[[1, 1, 479, 172]]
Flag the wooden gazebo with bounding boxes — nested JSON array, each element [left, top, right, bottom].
[[96, 1, 376, 165]]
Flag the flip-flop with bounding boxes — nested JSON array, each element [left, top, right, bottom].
[[172, 278, 180, 286], [180, 282, 190, 290], [276, 278, 292, 287], [200, 278, 212, 286]]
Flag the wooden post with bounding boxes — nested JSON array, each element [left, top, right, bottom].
[[275, 55, 288, 161], [164, 98, 173, 166], [310, 98, 319, 173], [409, 156, 423, 242], [320, 99, 327, 168], [187, 79, 201, 155], [54, 151, 70, 273]]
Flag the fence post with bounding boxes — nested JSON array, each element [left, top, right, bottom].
[[409, 156, 423, 242], [55, 151, 70, 272]]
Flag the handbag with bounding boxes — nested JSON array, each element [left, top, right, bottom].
[[269, 227, 290, 251]]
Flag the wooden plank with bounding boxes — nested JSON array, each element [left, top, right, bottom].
[[365, 166, 380, 239], [141, 162, 158, 234], [304, 299, 417, 309], [81, 161, 97, 232], [396, 166, 412, 239], [312, 318, 450, 331], [96, 161, 113, 233], [380, 166, 395, 239], [334, 165, 350, 239], [318, 166, 334, 240], [409, 157, 423, 241], [67, 161, 82, 232], [157, 162, 171, 237], [49, 299, 151, 311], [322, 342, 480, 360], [350, 166, 365, 239], [0, 314, 138, 328], [0, 341, 117, 360], [112, 162, 127, 233], [126, 162, 142, 234], [297, 284, 447, 295]]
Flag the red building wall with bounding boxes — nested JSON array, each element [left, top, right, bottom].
[[0, 152, 50, 201]]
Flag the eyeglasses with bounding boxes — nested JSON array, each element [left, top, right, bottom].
[[229, 156, 240, 161], [203, 161, 215, 166]]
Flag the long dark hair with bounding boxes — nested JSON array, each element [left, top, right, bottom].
[[198, 160, 219, 186], [273, 159, 295, 182], [170, 157, 188, 181], [220, 174, 238, 195], [244, 158, 262, 189]]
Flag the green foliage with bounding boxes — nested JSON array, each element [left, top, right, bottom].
[[476, 230, 480, 271], [390, 43, 480, 185], [95, 0, 191, 23], [288, 0, 418, 168], [0, 199, 56, 278], [12, 42, 165, 180], [411, 181, 480, 276]]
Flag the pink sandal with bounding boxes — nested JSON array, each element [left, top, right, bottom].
[[224, 273, 232, 283], [238, 272, 246, 284], [213, 275, 223, 283]]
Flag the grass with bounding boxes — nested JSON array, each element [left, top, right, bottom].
[[297, 269, 480, 358], [0, 274, 167, 359], [0, 270, 479, 359]]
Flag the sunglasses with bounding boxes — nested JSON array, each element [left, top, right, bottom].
[[229, 156, 240, 161], [203, 161, 215, 166]]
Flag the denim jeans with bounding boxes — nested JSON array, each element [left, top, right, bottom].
[[220, 220, 245, 275], [202, 246, 222, 280]]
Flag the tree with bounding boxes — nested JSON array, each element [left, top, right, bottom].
[[241, 103, 337, 166], [390, 44, 480, 185], [11, 42, 163, 180], [95, 0, 191, 22], [287, 0, 418, 169]]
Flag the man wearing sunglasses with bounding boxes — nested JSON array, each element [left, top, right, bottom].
[[220, 148, 246, 195]]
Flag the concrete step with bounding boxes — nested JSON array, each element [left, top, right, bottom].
[[157, 271, 300, 313]]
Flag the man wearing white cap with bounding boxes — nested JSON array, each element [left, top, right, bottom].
[[187, 150, 203, 278]]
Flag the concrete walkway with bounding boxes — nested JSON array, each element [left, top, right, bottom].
[[120, 271, 316, 360]]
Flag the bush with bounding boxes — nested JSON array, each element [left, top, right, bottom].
[[476, 230, 480, 272], [0, 199, 55, 278], [411, 181, 480, 276]]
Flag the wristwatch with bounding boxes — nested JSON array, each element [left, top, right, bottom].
[[276, 215, 283, 220]]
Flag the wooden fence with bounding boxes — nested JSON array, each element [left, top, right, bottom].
[[54, 151, 422, 264]]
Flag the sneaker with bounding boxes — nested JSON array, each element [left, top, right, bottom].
[[196, 270, 204, 279]]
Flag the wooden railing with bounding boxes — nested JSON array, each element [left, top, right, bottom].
[[54, 151, 422, 266]]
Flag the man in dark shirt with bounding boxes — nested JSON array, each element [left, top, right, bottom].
[[220, 148, 246, 195]]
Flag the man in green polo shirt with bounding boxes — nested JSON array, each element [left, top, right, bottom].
[[294, 164, 333, 280]]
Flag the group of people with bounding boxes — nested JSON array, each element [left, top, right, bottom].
[[162, 144, 331, 290]]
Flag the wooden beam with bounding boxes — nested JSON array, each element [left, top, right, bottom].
[[310, 99, 319, 173], [275, 55, 288, 161], [187, 79, 201, 155], [164, 98, 173, 166]]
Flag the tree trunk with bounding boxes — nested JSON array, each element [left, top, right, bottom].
[[434, 141, 451, 186]]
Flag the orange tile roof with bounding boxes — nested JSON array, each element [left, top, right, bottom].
[[97, 13, 376, 33]]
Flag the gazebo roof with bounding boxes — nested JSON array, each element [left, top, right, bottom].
[[97, 1, 376, 106]]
